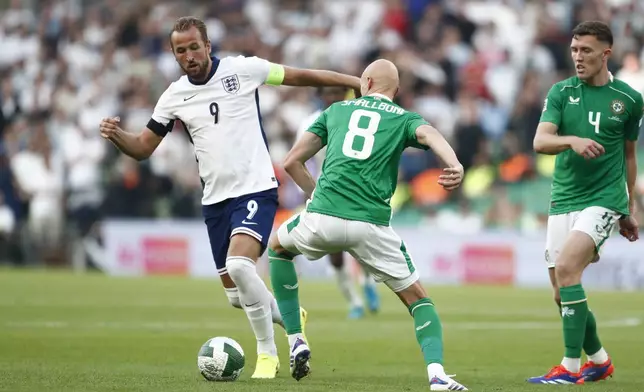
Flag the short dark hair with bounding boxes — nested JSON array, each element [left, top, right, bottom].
[[170, 16, 209, 43], [572, 21, 613, 46]]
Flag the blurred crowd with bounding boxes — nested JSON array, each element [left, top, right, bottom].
[[1, 0, 644, 265]]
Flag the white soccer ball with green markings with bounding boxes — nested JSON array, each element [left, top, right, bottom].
[[197, 337, 245, 381]]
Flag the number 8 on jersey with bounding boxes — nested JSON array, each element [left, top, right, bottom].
[[342, 110, 381, 160]]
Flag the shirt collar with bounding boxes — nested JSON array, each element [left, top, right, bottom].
[[366, 93, 393, 102]]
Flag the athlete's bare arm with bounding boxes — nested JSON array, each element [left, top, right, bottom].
[[533, 122, 604, 158], [618, 139, 640, 241], [415, 124, 461, 168], [415, 124, 463, 190], [625, 140, 638, 213], [283, 132, 323, 199], [99, 117, 163, 160], [533, 122, 575, 154], [264, 63, 360, 93]]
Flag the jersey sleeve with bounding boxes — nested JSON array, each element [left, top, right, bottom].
[[539, 84, 564, 126], [147, 87, 176, 137], [404, 112, 430, 150], [306, 110, 329, 146], [297, 112, 319, 139], [625, 93, 644, 141], [238, 56, 285, 88]]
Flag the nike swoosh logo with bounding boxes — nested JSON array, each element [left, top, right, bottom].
[[416, 321, 431, 331], [184, 93, 198, 101], [244, 301, 260, 307], [242, 220, 258, 225], [283, 283, 299, 290]]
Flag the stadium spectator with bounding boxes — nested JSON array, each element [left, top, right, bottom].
[[0, 0, 643, 264]]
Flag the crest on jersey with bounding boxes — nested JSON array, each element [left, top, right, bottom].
[[222, 75, 240, 94], [610, 99, 625, 115]]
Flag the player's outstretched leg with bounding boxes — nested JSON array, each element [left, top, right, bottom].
[[226, 235, 279, 379], [328, 252, 365, 319], [394, 280, 467, 391], [268, 248, 311, 381], [548, 267, 613, 383]]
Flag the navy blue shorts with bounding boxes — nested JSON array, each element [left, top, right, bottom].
[[202, 188, 278, 276]]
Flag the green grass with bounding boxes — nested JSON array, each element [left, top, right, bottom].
[[1, 269, 643, 391]]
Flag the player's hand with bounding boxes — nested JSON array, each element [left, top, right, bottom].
[[618, 216, 639, 242], [99, 117, 122, 140], [571, 137, 604, 159], [438, 166, 464, 191]]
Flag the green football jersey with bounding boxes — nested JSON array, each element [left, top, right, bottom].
[[305, 95, 429, 226], [540, 75, 644, 216]]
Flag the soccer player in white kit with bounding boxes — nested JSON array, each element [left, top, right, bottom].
[[99, 16, 360, 379]]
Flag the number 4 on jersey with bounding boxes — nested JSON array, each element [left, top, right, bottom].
[[342, 109, 381, 160], [588, 111, 600, 134]]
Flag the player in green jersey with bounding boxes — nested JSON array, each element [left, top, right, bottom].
[[528, 21, 642, 385], [296, 87, 381, 320], [268, 59, 467, 391]]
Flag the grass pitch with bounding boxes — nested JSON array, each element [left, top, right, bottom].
[[1, 269, 643, 391]]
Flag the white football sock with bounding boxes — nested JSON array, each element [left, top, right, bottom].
[[561, 357, 581, 373], [427, 362, 446, 377], [268, 292, 285, 328], [224, 287, 242, 309], [226, 256, 277, 356], [588, 347, 609, 364], [225, 284, 283, 328], [334, 263, 363, 308], [288, 333, 305, 348]]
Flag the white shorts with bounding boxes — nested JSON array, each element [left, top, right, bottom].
[[545, 206, 621, 268], [277, 210, 419, 292]]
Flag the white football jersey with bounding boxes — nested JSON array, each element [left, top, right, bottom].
[[296, 110, 322, 139], [148, 55, 278, 205], [296, 109, 326, 179]]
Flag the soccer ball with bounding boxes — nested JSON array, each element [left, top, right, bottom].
[[197, 337, 245, 381]]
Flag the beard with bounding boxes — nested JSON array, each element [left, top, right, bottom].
[[183, 58, 210, 80]]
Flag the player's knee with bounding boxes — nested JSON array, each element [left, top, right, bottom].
[[554, 263, 582, 287], [224, 287, 243, 309], [228, 234, 262, 260], [226, 257, 256, 285], [556, 238, 595, 285], [268, 234, 283, 254]]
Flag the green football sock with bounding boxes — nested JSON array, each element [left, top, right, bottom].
[[583, 310, 602, 356], [560, 284, 588, 359], [408, 298, 443, 365], [268, 249, 301, 334], [556, 299, 602, 356]]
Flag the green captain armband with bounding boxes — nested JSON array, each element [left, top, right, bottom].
[[266, 63, 285, 85]]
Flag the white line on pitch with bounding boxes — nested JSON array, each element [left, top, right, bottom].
[[2, 318, 640, 331]]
